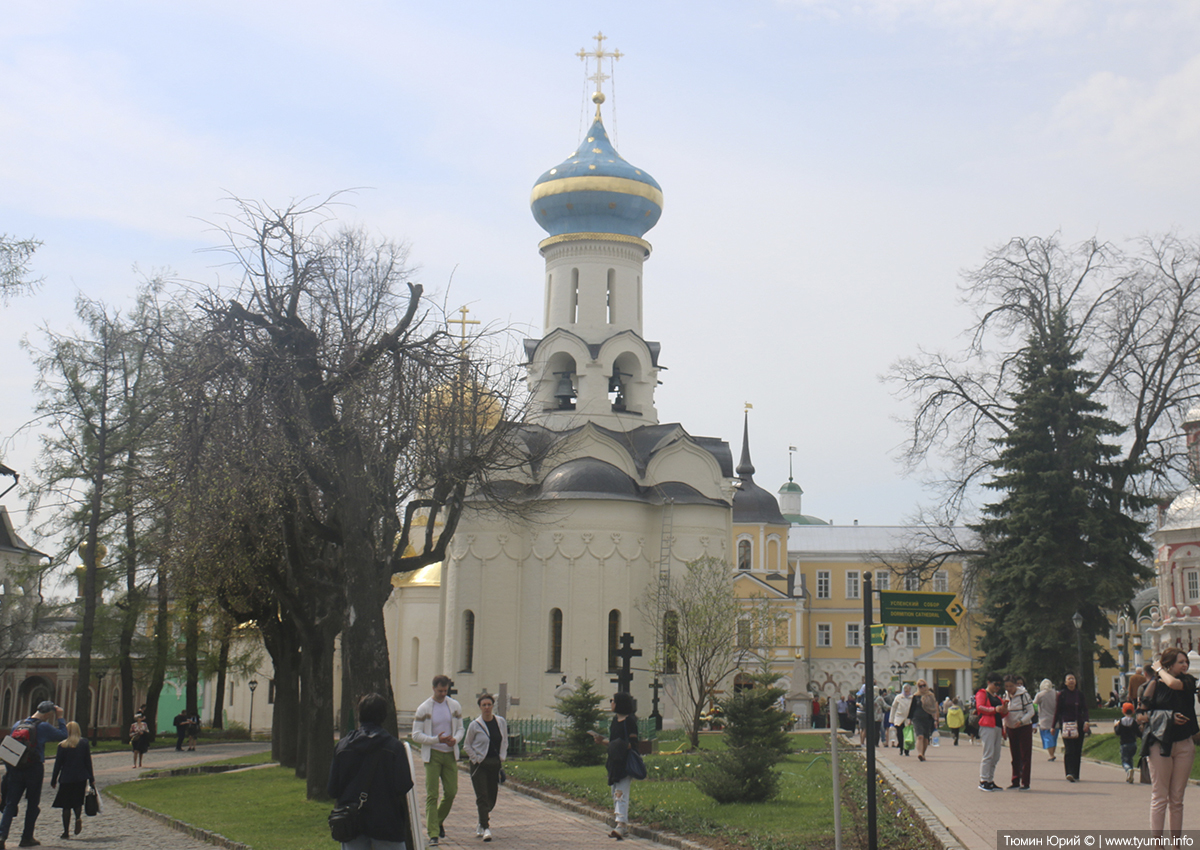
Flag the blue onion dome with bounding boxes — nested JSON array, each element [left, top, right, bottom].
[[530, 115, 663, 240]]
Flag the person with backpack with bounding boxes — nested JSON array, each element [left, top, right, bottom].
[[0, 700, 69, 849]]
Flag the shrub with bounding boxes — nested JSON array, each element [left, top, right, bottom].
[[553, 678, 605, 767]]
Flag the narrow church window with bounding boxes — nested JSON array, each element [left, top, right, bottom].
[[737, 619, 750, 648], [1, 689, 10, 726], [462, 610, 476, 672], [545, 273, 552, 329], [570, 269, 579, 323], [637, 276, 642, 322], [767, 538, 779, 570], [737, 540, 751, 570], [606, 268, 616, 323], [110, 691, 119, 724], [268, 680, 276, 705], [607, 610, 620, 672], [663, 611, 679, 674], [549, 608, 563, 672], [411, 637, 420, 684]]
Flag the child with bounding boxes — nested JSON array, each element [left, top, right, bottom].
[[946, 699, 965, 745], [1114, 702, 1140, 783]]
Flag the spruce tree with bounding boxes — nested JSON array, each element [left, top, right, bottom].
[[694, 672, 790, 803], [553, 678, 606, 767], [970, 309, 1152, 697]]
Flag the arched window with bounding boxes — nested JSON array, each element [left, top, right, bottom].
[[411, 637, 420, 684], [737, 539, 752, 571], [570, 269, 579, 324], [607, 268, 616, 324], [549, 608, 563, 672], [607, 610, 621, 672], [663, 610, 679, 674], [767, 537, 780, 570], [110, 691, 119, 724], [461, 610, 476, 672]]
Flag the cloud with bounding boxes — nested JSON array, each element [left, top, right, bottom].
[[1052, 53, 1200, 181]]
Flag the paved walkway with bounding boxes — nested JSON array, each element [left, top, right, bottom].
[[874, 733, 1200, 849], [1, 742, 268, 850]]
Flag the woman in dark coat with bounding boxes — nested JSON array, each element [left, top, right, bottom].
[[909, 679, 940, 762], [51, 721, 95, 839], [1053, 673, 1091, 782], [592, 692, 638, 840]]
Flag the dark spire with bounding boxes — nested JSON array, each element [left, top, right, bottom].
[[736, 411, 755, 480]]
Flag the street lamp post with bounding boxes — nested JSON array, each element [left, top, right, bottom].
[[1072, 612, 1084, 692], [248, 680, 258, 739]]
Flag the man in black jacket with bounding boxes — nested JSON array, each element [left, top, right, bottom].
[[173, 712, 188, 752], [328, 693, 415, 850]]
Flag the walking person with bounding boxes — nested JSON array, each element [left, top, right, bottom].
[[49, 721, 94, 840], [1114, 702, 1140, 783], [129, 712, 150, 769], [891, 684, 914, 756], [909, 679, 940, 761], [412, 675, 464, 846], [1053, 673, 1090, 782], [328, 693, 415, 850], [185, 712, 200, 751], [172, 711, 188, 752], [594, 692, 639, 840], [1003, 674, 1035, 790], [1034, 678, 1059, 761], [0, 699, 69, 849], [1138, 648, 1198, 839], [879, 688, 892, 747], [464, 693, 508, 843], [946, 699, 965, 745], [976, 672, 1010, 791]]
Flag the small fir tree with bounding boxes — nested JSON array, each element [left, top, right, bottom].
[[695, 671, 791, 803], [553, 678, 606, 767]]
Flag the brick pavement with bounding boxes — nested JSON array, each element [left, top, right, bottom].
[[874, 732, 1200, 849], [0, 742, 268, 850]]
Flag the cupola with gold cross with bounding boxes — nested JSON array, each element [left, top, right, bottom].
[[525, 32, 664, 429]]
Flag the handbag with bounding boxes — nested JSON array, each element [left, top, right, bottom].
[[84, 783, 100, 816], [903, 724, 915, 748], [1140, 755, 1152, 785], [1062, 721, 1079, 739], [328, 748, 383, 843], [625, 747, 647, 780]]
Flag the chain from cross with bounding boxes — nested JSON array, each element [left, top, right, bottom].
[[576, 31, 623, 98], [609, 632, 642, 693], [448, 305, 480, 351]]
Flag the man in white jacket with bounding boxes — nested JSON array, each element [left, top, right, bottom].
[[412, 675, 465, 846], [1003, 674, 1036, 790]]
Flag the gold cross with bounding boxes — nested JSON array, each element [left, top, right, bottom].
[[576, 31, 623, 100], [448, 305, 480, 350]]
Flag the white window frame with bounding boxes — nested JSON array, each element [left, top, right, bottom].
[[846, 623, 861, 647], [1187, 569, 1200, 603], [816, 623, 832, 647], [816, 571, 831, 600], [846, 570, 861, 600], [904, 574, 920, 592], [934, 627, 949, 648], [905, 627, 920, 647], [933, 570, 949, 593], [874, 570, 889, 591]]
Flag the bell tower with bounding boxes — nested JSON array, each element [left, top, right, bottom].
[[525, 33, 663, 429]]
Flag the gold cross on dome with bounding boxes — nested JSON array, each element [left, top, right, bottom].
[[576, 31, 623, 99], [448, 305, 480, 350]]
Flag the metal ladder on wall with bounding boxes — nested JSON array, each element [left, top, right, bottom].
[[654, 498, 674, 668]]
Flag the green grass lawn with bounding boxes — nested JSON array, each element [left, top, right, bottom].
[[109, 766, 332, 850], [1081, 730, 1200, 780], [104, 733, 929, 850], [508, 732, 933, 850]]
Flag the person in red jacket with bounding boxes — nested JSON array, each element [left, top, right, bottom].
[[976, 673, 1010, 791]]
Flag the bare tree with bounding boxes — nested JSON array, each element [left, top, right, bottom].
[[0, 235, 41, 303], [889, 234, 1200, 516], [639, 556, 741, 750], [170, 196, 531, 797]]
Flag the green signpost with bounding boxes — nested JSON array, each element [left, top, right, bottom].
[[869, 623, 887, 646], [878, 591, 965, 627]]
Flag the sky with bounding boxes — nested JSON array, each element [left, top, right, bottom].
[[3, 0, 1199, 550]]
